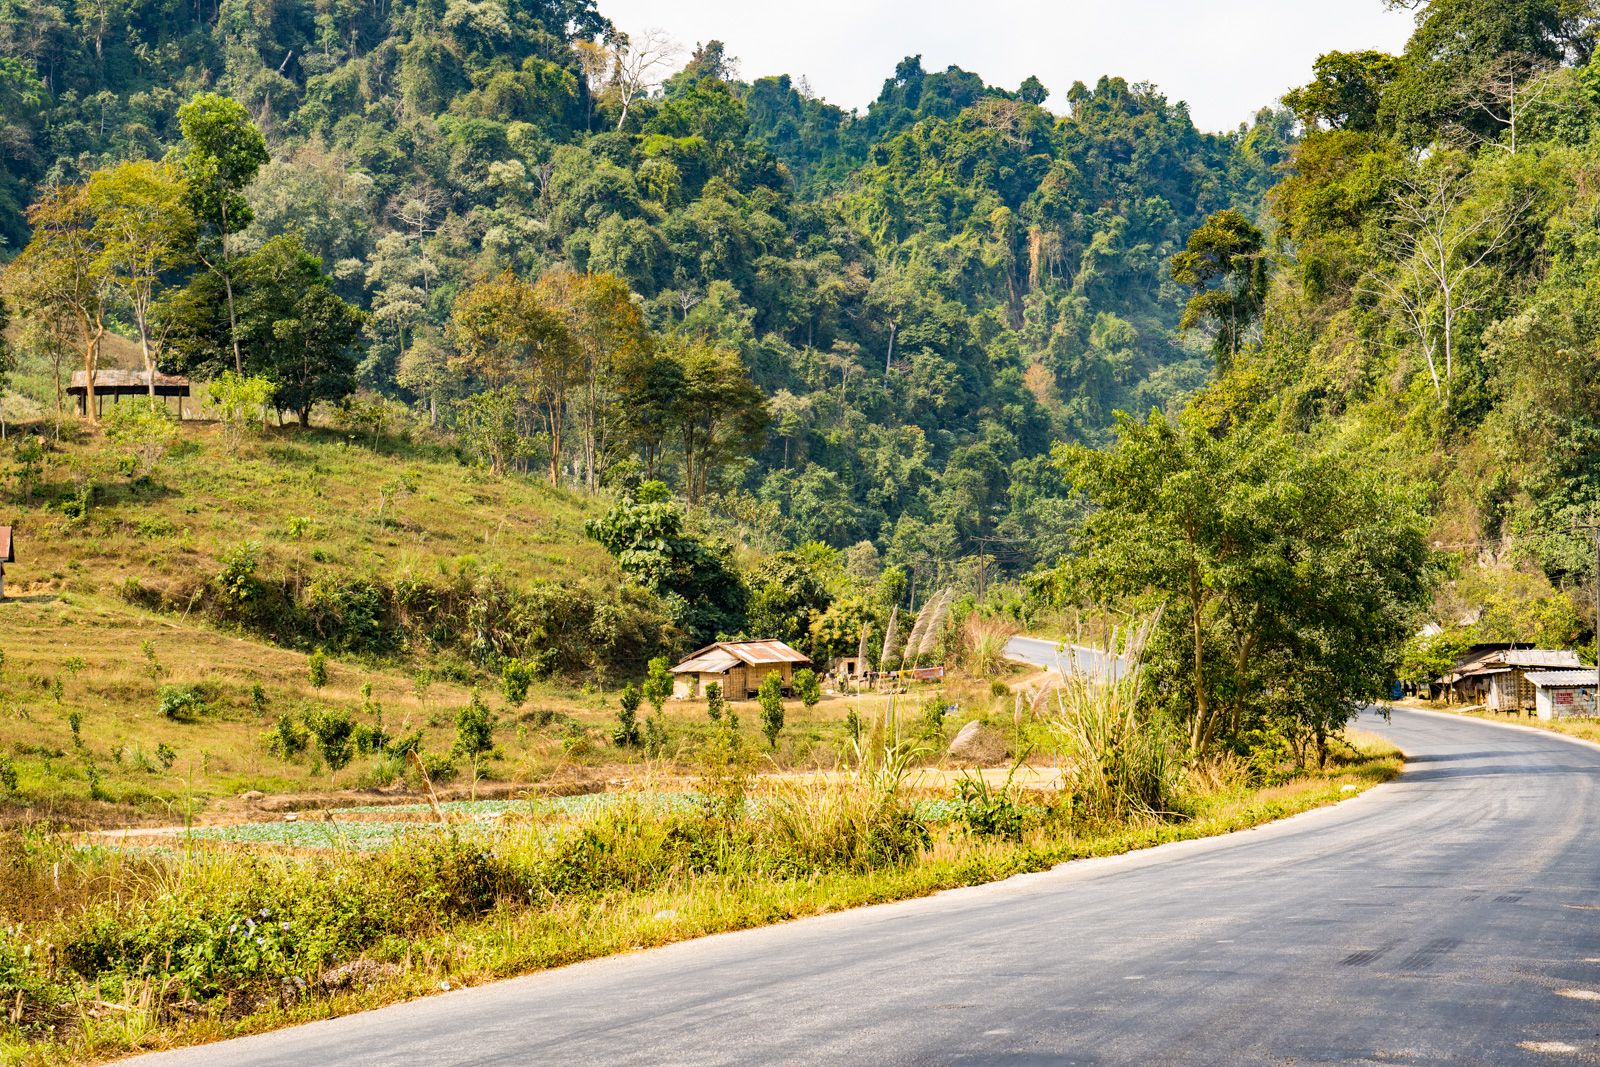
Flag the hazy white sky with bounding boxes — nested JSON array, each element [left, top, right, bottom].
[[596, 0, 1418, 132]]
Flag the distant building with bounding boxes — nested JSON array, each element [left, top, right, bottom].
[[1440, 645, 1584, 711], [68, 370, 193, 419], [670, 640, 811, 700], [1527, 670, 1599, 720]]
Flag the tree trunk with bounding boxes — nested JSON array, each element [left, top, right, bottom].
[[138, 314, 155, 400], [224, 270, 242, 374], [81, 319, 104, 425]]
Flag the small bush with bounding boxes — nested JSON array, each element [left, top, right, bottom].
[[158, 684, 212, 722], [950, 773, 1031, 840], [0, 754, 17, 794], [793, 668, 821, 709], [263, 714, 310, 760], [501, 657, 536, 707], [307, 648, 329, 689], [614, 683, 642, 747]]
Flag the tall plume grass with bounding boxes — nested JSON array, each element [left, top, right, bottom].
[[1048, 614, 1180, 822], [962, 614, 1020, 678]]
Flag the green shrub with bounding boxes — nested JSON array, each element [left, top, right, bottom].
[[301, 705, 356, 778], [793, 668, 821, 709], [307, 649, 328, 689], [158, 684, 212, 722], [263, 714, 309, 760], [950, 773, 1030, 840], [758, 672, 784, 749], [0, 754, 17, 794], [303, 576, 392, 654], [0, 925, 65, 1034], [104, 398, 181, 478], [500, 657, 536, 707], [614, 683, 642, 747]]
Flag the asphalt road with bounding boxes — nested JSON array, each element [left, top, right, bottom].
[[126, 708, 1600, 1067], [1006, 634, 1122, 678]]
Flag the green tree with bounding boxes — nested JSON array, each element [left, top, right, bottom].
[[302, 705, 355, 782], [671, 338, 769, 504], [1284, 51, 1402, 132], [585, 481, 748, 644], [178, 93, 269, 373], [534, 269, 654, 491], [614, 682, 643, 747], [705, 680, 725, 723], [452, 692, 499, 798], [450, 271, 578, 484], [1054, 409, 1432, 759], [307, 649, 329, 689], [1171, 209, 1268, 368], [757, 671, 784, 748], [86, 160, 195, 397], [3, 182, 108, 421], [792, 667, 821, 710], [644, 655, 674, 713]]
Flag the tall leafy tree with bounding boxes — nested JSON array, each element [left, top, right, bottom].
[[671, 338, 768, 504], [1171, 209, 1268, 368], [450, 271, 577, 484], [1053, 409, 1432, 758], [87, 160, 195, 397], [533, 270, 653, 491], [3, 182, 108, 420], [178, 93, 269, 374]]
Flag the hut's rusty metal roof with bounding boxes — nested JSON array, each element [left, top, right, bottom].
[[672, 649, 741, 674], [1444, 647, 1582, 683], [671, 640, 810, 673]]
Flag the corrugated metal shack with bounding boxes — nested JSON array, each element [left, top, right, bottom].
[[1441, 645, 1584, 711], [1527, 670, 1600, 720], [670, 640, 811, 700]]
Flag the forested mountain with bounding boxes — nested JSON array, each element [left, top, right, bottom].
[[0, 0, 1284, 586], [1212, 0, 1600, 655]]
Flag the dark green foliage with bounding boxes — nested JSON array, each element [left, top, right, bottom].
[[1171, 209, 1268, 368], [757, 672, 784, 749], [158, 234, 365, 420], [0, 754, 17, 793], [614, 683, 642, 748], [1053, 410, 1432, 758], [705, 682, 725, 724], [585, 483, 746, 645], [158, 684, 212, 723], [301, 705, 356, 776]]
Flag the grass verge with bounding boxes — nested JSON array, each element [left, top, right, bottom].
[[1, 733, 1401, 1066]]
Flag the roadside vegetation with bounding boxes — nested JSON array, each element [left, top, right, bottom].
[[0, 652, 1401, 1065]]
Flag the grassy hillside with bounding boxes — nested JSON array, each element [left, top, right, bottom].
[[0, 418, 636, 823]]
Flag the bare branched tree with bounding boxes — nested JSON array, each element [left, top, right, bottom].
[[1450, 53, 1563, 156], [610, 28, 680, 131], [1373, 166, 1528, 407]]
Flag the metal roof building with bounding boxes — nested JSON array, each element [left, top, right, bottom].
[[1526, 669, 1600, 721], [670, 640, 810, 701]]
